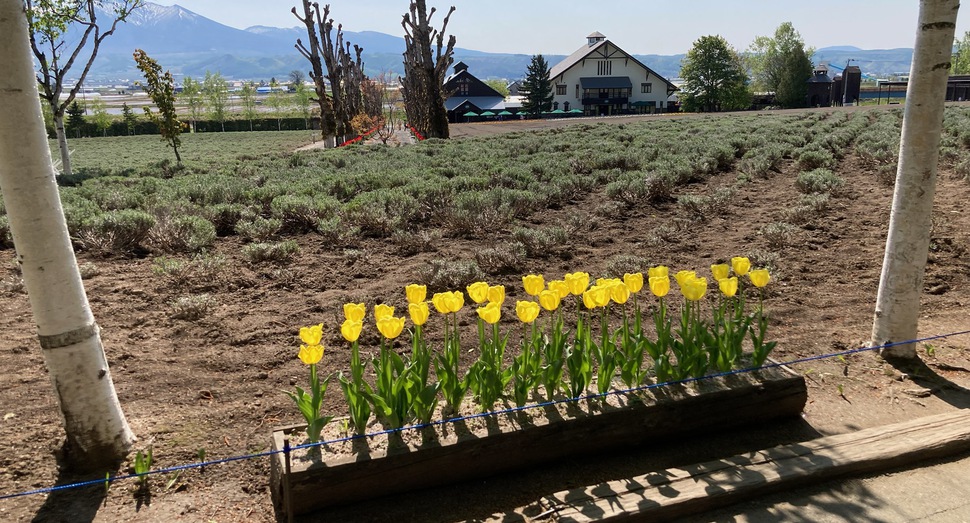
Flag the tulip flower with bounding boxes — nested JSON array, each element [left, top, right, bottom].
[[343, 303, 366, 323], [446, 291, 465, 313], [374, 303, 395, 322], [565, 272, 590, 296], [467, 281, 489, 304], [582, 289, 598, 310], [610, 281, 630, 304], [749, 269, 771, 288], [298, 343, 324, 365], [405, 284, 427, 304], [487, 285, 506, 305], [515, 300, 540, 323], [340, 319, 362, 342], [477, 301, 502, 324], [432, 292, 450, 314], [299, 323, 323, 346], [649, 276, 670, 298], [409, 301, 430, 326], [623, 273, 643, 293], [539, 289, 561, 311], [523, 274, 545, 296], [377, 316, 406, 339], [587, 284, 611, 308], [548, 280, 570, 299], [682, 276, 708, 302], [711, 264, 730, 282], [731, 256, 751, 277], [648, 266, 669, 279], [674, 270, 696, 289], [719, 276, 739, 298]]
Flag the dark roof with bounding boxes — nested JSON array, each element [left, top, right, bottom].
[[808, 73, 834, 84], [580, 77, 633, 89], [445, 96, 506, 112], [549, 39, 677, 92]]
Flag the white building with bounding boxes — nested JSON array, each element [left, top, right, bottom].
[[549, 32, 677, 116]]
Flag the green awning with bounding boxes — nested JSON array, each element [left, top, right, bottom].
[[550, 109, 566, 114], [480, 111, 496, 116], [498, 110, 513, 115], [463, 111, 479, 116]]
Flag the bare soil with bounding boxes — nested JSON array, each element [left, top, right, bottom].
[[2, 107, 970, 522]]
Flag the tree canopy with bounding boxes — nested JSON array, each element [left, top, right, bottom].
[[954, 31, 970, 74], [520, 54, 553, 118], [133, 49, 183, 165], [747, 22, 814, 108], [679, 35, 751, 113]]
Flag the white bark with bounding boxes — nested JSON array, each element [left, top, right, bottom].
[[0, 1, 134, 470], [871, 0, 959, 359], [53, 112, 72, 175]]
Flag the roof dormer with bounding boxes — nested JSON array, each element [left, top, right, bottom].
[[587, 31, 606, 47]]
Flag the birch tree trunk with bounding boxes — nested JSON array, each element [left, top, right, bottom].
[[0, 1, 135, 471], [53, 112, 73, 175], [871, 0, 959, 359]]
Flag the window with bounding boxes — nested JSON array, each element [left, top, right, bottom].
[[553, 101, 559, 110], [564, 102, 570, 111], [576, 85, 580, 98], [556, 84, 566, 96], [597, 60, 612, 75], [641, 83, 652, 94], [458, 79, 470, 96]]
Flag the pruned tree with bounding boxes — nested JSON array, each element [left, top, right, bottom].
[[1, 0, 136, 472], [292, 2, 367, 141], [520, 54, 553, 118], [133, 49, 183, 165], [401, 0, 456, 139], [871, 0, 960, 359], [26, 0, 143, 175]]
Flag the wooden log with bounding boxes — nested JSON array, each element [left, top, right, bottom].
[[521, 409, 970, 522], [270, 365, 806, 516]]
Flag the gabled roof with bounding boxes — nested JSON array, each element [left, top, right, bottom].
[[549, 38, 677, 93], [588, 31, 606, 39], [445, 96, 506, 112]]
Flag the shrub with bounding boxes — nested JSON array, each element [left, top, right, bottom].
[[77, 209, 155, 254], [204, 203, 244, 237], [606, 172, 675, 206], [149, 215, 216, 254], [476, 241, 526, 275], [443, 191, 515, 237], [235, 216, 282, 243], [760, 222, 798, 250], [0, 216, 11, 249], [795, 169, 844, 195], [512, 226, 568, 257], [78, 262, 100, 279], [796, 147, 837, 170], [170, 294, 216, 321], [243, 240, 300, 264], [391, 229, 440, 256], [605, 254, 652, 278], [414, 259, 485, 292], [344, 188, 419, 237], [270, 194, 340, 234], [783, 193, 830, 225], [316, 216, 359, 247]]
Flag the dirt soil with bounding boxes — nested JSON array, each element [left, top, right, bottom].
[[2, 107, 970, 523]]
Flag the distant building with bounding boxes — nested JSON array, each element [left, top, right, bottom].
[[807, 65, 834, 107], [832, 66, 862, 106], [443, 62, 508, 122], [548, 32, 677, 116]]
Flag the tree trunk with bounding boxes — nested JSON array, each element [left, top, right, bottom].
[[53, 111, 73, 175], [870, 0, 959, 359], [0, 1, 135, 471]]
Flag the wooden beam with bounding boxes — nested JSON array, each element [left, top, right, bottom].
[[496, 410, 970, 522]]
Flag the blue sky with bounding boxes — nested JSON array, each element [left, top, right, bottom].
[[153, 1, 967, 55]]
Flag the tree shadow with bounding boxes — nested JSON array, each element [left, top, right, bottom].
[[883, 354, 970, 408], [31, 445, 118, 523]]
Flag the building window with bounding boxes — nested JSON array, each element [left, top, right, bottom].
[[576, 85, 580, 98], [556, 84, 566, 96], [458, 79, 470, 96], [597, 60, 612, 75], [564, 101, 570, 111], [641, 83, 652, 94], [553, 101, 559, 110]]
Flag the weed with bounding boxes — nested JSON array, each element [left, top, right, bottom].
[[78, 262, 100, 279]]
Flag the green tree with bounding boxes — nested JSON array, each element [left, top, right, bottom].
[[26, 0, 143, 175], [203, 71, 229, 131], [66, 100, 86, 138], [121, 102, 137, 135], [747, 22, 814, 108], [133, 49, 183, 165], [240, 81, 259, 131], [679, 35, 752, 113], [520, 54, 553, 118], [953, 31, 970, 74], [266, 79, 290, 131], [180, 76, 204, 132], [485, 79, 510, 97], [89, 96, 111, 136], [294, 82, 313, 130], [289, 69, 306, 86]]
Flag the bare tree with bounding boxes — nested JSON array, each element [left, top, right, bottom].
[[26, 0, 143, 175], [401, 0, 456, 139], [870, 0, 960, 359], [292, 2, 367, 142], [1, 0, 135, 471]]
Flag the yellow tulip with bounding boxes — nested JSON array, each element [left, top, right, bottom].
[[589, 284, 611, 308], [565, 272, 590, 296], [374, 303, 395, 322], [682, 276, 708, 302], [711, 264, 730, 282], [719, 276, 739, 298], [648, 266, 669, 279], [731, 256, 751, 277], [582, 289, 597, 309], [299, 323, 323, 346], [340, 319, 362, 343], [298, 344, 324, 365], [649, 276, 670, 298], [432, 292, 450, 314], [487, 285, 506, 305], [516, 300, 540, 323], [623, 273, 644, 293], [467, 281, 489, 304], [405, 284, 427, 304], [377, 316, 406, 339], [538, 289, 561, 311], [749, 269, 771, 288], [548, 280, 569, 299], [610, 281, 631, 304], [409, 301, 430, 326], [343, 303, 366, 323], [447, 291, 465, 313], [523, 274, 545, 296], [674, 270, 696, 288], [477, 301, 502, 324]]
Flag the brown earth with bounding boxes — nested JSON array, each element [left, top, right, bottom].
[[2, 107, 970, 522]]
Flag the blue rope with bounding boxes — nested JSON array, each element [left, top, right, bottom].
[[3, 329, 968, 501]]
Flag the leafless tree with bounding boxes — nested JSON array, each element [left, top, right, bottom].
[[401, 0, 456, 139]]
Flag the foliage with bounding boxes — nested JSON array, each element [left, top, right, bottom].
[[179, 76, 205, 132], [679, 35, 752, 112], [954, 31, 970, 75], [203, 71, 230, 132], [66, 101, 86, 138], [133, 49, 183, 165], [484, 79, 510, 97], [747, 22, 814, 108], [520, 54, 554, 117]]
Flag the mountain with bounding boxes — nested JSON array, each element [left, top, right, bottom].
[[78, 2, 916, 83]]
